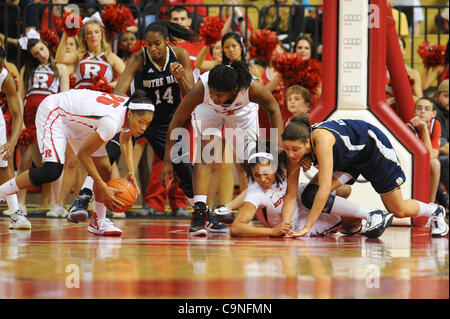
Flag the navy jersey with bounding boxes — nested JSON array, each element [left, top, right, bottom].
[[312, 119, 406, 194], [141, 46, 181, 125]]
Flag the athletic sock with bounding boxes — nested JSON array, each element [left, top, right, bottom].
[[6, 194, 20, 212], [94, 201, 107, 219], [330, 196, 371, 220], [416, 201, 437, 217], [0, 178, 19, 197]]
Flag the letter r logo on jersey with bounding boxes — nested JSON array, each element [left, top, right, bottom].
[[83, 64, 102, 79], [33, 73, 49, 89], [45, 150, 52, 158]]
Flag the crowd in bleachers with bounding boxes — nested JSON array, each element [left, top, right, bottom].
[[0, 0, 448, 220]]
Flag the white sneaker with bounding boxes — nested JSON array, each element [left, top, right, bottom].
[[88, 213, 122, 236], [112, 212, 126, 219], [9, 210, 31, 230], [47, 205, 69, 218], [426, 205, 449, 237], [3, 204, 28, 216], [212, 205, 232, 215]]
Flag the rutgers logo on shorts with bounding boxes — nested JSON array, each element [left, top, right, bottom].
[[44, 150, 52, 158]]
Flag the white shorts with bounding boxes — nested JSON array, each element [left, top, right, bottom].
[[191, 103, 259, 161], [0, 108, 8, 168], [36, 96, 108, 164]]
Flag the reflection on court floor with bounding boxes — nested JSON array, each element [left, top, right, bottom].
[[0, 218, 448, 299]]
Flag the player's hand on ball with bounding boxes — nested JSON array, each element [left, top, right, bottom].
[[126, 173, 140, 196], [102, 184, 124, 210]]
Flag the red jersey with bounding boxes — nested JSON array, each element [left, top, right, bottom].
[[407, 118, 442, 150]]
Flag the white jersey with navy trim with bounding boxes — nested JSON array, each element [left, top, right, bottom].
[[244, 180, 342, 237]]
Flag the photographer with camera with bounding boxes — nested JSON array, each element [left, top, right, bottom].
[[221, 0, 253, 40]]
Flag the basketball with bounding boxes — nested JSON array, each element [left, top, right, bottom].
[[105, 178, 137, 213]]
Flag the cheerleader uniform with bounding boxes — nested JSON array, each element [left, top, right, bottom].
[[19, 64, 60, 146], [74, 51, 114, 89]]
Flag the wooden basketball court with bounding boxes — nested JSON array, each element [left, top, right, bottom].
[[0, 215, 447, 299]]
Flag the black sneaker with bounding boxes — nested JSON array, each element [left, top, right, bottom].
[[364, 210, 394, 238], [189, 203, 208, 236], [67, 193, 92, 223], [206, 208, 229, 233]]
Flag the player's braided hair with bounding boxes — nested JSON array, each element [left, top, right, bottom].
[[208, 60, 252, 93]]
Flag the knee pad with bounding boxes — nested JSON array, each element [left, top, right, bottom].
[[301, 183, 336, 213], [29, 162, 64, 186]]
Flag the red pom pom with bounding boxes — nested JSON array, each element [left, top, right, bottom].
[[248, 29, 280, 62], [89, 75, 113, 93], [199, 16, 225, 46], [18, 126, 36, 146], [101, 4, 135, 37], [417, 41, 446, 68], [271, 53, 322, 93], [131, 40, 146, 54], [39, 29, 59, 55], [57, 12, 83, 37]]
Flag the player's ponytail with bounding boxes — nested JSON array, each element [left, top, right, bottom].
[[145, 20, 198, 43], [282, 114, 311, 143], [208, 60, 252, 93]]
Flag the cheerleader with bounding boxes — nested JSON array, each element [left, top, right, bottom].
[[0, 46, 30, 229], [17, 31, 69, 212]]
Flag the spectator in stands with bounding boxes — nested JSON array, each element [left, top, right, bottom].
[[0, 0, 39, 64], [285, 85, 311, 126], [399, 36, 423, 102], [434, 0, 449, 34], [433, 79, 449, 207], [421, 41, 449, 92], [220, 0, 253, 41], [40, 0, 69, 41], [117, 31, 137, 64], [159, 0, 206, 32], [262, 0, 313, 43], [394, 0, 425, 35], [387, 0, 410, 38], [406, 97, 442, 204]]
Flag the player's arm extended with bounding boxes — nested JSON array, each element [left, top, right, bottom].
[[172, 46, 195, 96], [249, 80, 283, 145], [120, 130, 140, 195], [113, 52, 143, 97], [231, 202, 291, 237], [280, 164, 300, 225]]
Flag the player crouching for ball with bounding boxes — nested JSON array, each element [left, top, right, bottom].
[[0, 89, 154, 236]]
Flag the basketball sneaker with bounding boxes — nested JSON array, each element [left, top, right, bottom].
[[67, 193, 91, 223], [426, 205, 449, 237], [189, 203, 208, 236], [364, 210, 394, 238], [88, 213, 122, 236], [47, 205, 69, 218], [9, 210, 31, 230], [206, 208, 229, 233], [3, 204, 27, 216]]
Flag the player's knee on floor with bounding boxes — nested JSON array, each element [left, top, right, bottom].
[[301, 183, 336, 213], [29, 162, 64, 186]]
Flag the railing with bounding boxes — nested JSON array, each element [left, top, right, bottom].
[[0, 2, 448, 69]]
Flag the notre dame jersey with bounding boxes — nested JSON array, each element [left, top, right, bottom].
[[140, 46, 181, 125]]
